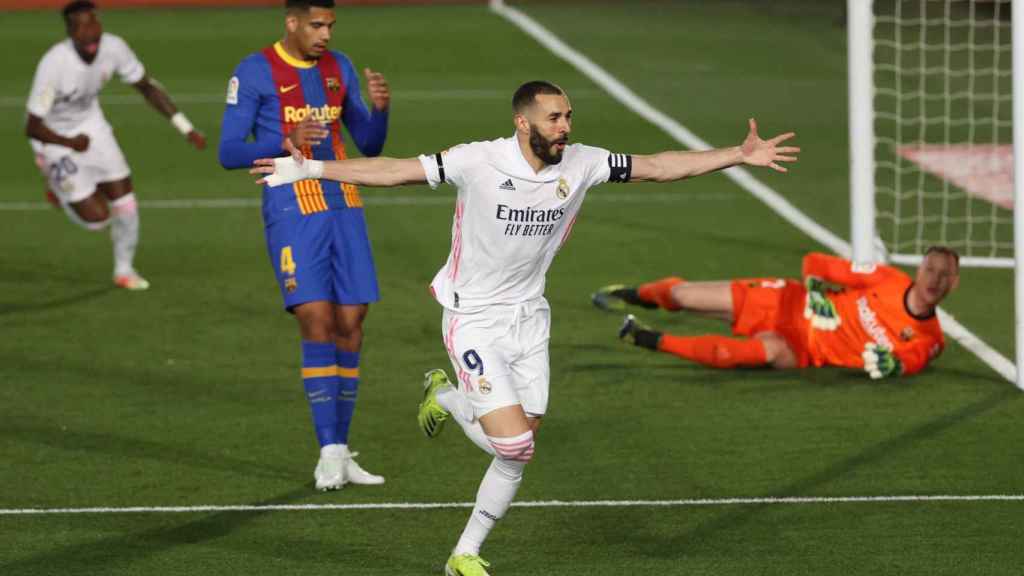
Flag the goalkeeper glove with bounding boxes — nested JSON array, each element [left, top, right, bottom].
[[861, 343, 903, 379], [263, 156, 324, 187], [803, 276, 841, 331]]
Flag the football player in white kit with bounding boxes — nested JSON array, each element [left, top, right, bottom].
[[251, 80, 799, 575], [25, 1, 206, 290]]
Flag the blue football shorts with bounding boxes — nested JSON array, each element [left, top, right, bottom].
[[264, 208, 380, 311]]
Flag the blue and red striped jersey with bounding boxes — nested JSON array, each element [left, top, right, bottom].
[[219, 42, 388, 223]]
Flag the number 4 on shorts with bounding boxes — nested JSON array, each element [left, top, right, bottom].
[[280, 246, 297, 275]]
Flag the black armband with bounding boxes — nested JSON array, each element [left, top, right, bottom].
[[435, 152, 446, 183], [608, 153, 632, 183]]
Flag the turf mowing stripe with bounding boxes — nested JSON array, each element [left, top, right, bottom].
[[3, 494, 1023, 516], [0, 88, 603, 107], [489, 0, 1019, 385], [0, 191, 744, 211]]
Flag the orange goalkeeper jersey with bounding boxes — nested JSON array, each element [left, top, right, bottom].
[[801, 253, 945, 375]]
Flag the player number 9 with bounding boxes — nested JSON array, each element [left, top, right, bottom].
[[462, 349, 484, 376]]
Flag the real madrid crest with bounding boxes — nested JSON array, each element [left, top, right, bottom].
[[326, 77, 341, 92], [478, 377, 492, 395], [285, 277, 298, 294], [900, 326, 915, 342], [556, 177, 570, 200]]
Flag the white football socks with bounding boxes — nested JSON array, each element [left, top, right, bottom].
[[436, 387, 495, 456], [109, 193, 139, 277], [453, 454, 526, 556]]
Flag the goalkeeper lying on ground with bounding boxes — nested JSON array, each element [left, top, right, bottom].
[[592, 247, 959, 379]]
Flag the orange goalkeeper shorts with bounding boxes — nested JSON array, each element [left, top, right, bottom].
[[730, 278, 811, 368]]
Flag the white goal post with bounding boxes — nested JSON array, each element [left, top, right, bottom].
[[848, 0, 1021, 387]]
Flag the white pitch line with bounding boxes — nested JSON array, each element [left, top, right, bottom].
[[3, 494, 1023, 516], [489, 0, 1018, 384], [0, 191, 743, 212]]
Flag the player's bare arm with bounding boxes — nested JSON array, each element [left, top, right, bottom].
[[363, 67, 390, 111], [132, 76, 206, 150], [629, 118, 799, 182], [251, 137, 424, 187], [25, 114, 90, 151]]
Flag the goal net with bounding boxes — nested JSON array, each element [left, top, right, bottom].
[[855, 0, 1013, 267]]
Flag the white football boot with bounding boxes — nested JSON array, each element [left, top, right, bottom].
[[314, 444, 346, 491], [342, 446, 385, 485]]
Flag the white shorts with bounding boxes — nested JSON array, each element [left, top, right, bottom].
[[441, 298, 551, 420], [31, 122, 130, 204]]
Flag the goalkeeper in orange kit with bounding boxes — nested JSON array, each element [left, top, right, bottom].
[[592, 247, 960, 379]]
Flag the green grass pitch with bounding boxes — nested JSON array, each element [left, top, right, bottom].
[[1, 2, 1021, 574]]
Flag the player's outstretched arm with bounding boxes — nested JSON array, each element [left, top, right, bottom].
[[629, 118, 798, 182], [250, 138, 426, 188], [132, 76, 206, 150]]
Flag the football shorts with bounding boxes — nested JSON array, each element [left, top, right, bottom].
[[31, 121, 130, 204], [731, 278, 811, 368], [441, 297, 551, 420], [264, 208, 380, 311]]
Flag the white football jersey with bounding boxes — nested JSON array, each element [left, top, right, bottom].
[[26, 33, 145, 136], [419, 136, 631, 311]]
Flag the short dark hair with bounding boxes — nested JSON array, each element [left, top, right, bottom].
[[924, 245, 960, 267], [512, 80, 565, 112], [286, 0, 335, 11], [62, 0, 95, 25]]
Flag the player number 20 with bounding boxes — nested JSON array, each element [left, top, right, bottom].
[[49, 156, 78, 183], [280, 246, 297, 275]]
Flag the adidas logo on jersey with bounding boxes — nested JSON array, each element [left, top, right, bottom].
[[498, 178, 516, 191]]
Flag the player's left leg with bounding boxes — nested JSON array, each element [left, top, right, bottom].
[[328, 209, 383, 486], [331, 303, 383, 485], [446, 404, 539, 576], [97, 177, 147, 290], [448, 301, 549, 574], [754, 332, 799, 369]]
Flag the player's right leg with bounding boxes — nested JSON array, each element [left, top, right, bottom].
[[32, 151, 60, 209], [594, 279, 735, 323], [64, 193, 111, 229], [619, 314, 773, 369], [419, 368, 454, 438]]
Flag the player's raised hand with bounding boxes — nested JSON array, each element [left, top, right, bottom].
[[739, 118, 799, 172], [186, 130, 207, 150], [282, 136, 304, 163], [286, 117, 329, 149], [68, 133, 90, 152], [364, 68, 390, 111]]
